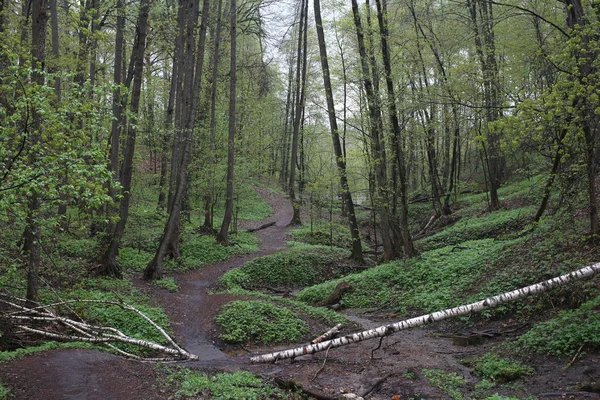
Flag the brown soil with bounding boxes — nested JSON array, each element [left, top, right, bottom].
[[1, 187, 598, 399]]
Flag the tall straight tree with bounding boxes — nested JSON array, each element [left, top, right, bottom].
[[288, 0, 308, 226], [351, 0, 399, 261], [25, 0, 49, 301], [100, 0, 150, 277], [374, 0, 415, 256], [216, 0, 237, 244], [313, 0, 364, 262], [145, 0, 210, 280]]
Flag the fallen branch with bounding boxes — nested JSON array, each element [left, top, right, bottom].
[[246, 221, 276, 233], [361, 372, 395, 398], [0, 293, 199, 361], [250, 262, 600, 363], [312, 324, 343, 344]]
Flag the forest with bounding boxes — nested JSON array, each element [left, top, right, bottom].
[[0, 0, 599, 398]]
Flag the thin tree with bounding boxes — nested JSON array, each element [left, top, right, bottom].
[[314, 0, 364, 262], [216, 0, 237, 244], [100, 0, 151, 277]]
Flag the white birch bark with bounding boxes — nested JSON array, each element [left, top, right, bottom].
[[250, 262, 600, 363]]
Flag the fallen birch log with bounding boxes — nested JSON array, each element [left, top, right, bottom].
[[250, 262, 600, 363], [312, 324, 343, 344]]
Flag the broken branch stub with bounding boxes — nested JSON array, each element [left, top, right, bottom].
[[250, 262, 600, 363]]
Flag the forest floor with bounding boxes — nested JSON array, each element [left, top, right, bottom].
[[0, 188, 598, 399]]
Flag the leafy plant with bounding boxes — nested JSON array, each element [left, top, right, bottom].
[[153, 277, 179, 292], [422, 368, 465, 400], [0, 341, 96, 362], [219, 245, 350, 289], [0, 381, 10, 400], [469, 353, 534, 382], [215, 300, 309, 344], [516, 294, 600, 356]]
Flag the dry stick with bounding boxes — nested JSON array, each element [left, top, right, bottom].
[[310, 343, 333, 382], [371, 336, 385, 360], [564, 343, 585, 370], [361, 372, 395, 398], [251, 263, 600, 363]]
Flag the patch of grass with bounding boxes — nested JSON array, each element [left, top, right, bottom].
[[0, 382, 9, 400], [153, 277, 179, 292], [215, 300, 309, 344], [422, 368, 465, 400], [173, 232, 259, 272], [223, 287, 348, 326], [468, 353, 534, 382], [219, 245, 350, 290], [516, 294, 600, 356], [118, 247, 153, 270], [289, 221, 356, 248], [234, 185, 273, 221], [57, 238, 100, 259], [0, 341, 96, 362], [162, 367, 286, 399], [419, 207, 535, 251], [296, 239, 518, 315]]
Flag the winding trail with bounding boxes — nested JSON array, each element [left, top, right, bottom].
[[0, 187, 293, 399]]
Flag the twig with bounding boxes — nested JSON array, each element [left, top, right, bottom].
[[361, 372, 395, 398], [563, 343, 585, 370], [310, 343, 332, 382], [371, 336, 384, 360]]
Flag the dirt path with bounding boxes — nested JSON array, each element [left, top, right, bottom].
[[1, 187, 598, 399]]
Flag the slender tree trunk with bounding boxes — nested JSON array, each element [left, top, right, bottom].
[[100, 0, 150, 277], [351, 0, 398, 261], [288, 0, 308, 226], [314, 0, 364, 263], [202, 0, 223, 230], [374, 0, 415, 256], [26, 0, 48, 302], [109, 0, 125, 199], [158, 62, 176, 209], [216, 0, 237, 243]]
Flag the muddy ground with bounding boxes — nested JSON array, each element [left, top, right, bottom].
[[0, 188, 598, 399]]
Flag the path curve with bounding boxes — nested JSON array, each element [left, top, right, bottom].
[[0, 187, 293, 399]]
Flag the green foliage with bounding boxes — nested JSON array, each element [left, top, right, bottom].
[[174, 233, 259, 272], [482, 395, 521, 400], [0, 382, 9, 400], [215, 300, 308, 344], [164, 368, 284, 399], [516, 295, 600, 356], [153, 277, 179, 292], [289, 221, 354, 248], [420, 207, 535, 251], [469, 353, 534, 383], [222, 287, 348, 326], [422, 369, 465, 400], [233, 185, 273, 221], [57, 238, 100, 259], [118, 247, 154, 270], [297, 239, 517, 315], [219, 245, 350, 289], [0, 341, 95, 362]]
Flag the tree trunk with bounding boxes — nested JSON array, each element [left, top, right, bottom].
[[216, 0, 237, 244], [288, 0, 308, 226], [351, 0, 398, 261], [100, 0, 150, 277], [314, 0, 364, 263], [26, 0, 49, 302], [251, 262, 600, 363], [109, 0, 125, 201]]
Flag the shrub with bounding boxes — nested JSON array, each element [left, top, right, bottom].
[[516, 294, 600, 356], [470, 353, 534, 382], [215, 300, 308, 344], [219, 245, 350, 290]]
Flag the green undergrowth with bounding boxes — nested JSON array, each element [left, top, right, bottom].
[[219, 243, 351, 290], [296, 239, 520, 315], [215, 300, 309, 344], [153, 277, 179, 292], [467, 353, 534, 383], [289, 221, 362, 249], [419, 206, 535, 251], [423, 368, 466, 400], [221, 287, 347, 326], [160, 366, 291, 399], [516, 294, 600, 356], [0, 341, 96, 362], [0, 382, 9, 400]]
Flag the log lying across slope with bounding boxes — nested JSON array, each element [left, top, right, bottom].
[[250, 263, 600, 363]]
